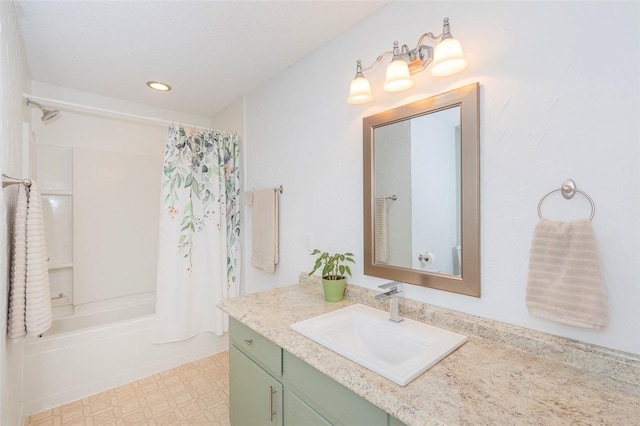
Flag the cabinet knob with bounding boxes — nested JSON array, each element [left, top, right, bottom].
[[243, 338, 253, 345]]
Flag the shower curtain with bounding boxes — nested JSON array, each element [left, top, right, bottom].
[[155, 126, 240, 343]]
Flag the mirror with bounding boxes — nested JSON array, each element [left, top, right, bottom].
[[363, 83, 480, 297]]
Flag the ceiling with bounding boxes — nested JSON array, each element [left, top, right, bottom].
[[14, 0, 390, 118]]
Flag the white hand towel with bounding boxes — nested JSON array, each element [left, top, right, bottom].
[[8, 184, 28, 339], [24, 182, 53, 336], [374, 197, 388, 264], [250, 188, 278, 273], [526, 218, 607, 328]]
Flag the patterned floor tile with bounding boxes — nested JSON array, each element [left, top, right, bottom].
[[24, 351, 230, 426]]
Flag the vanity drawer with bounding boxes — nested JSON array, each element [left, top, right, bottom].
[[230, 318, 282, 377]]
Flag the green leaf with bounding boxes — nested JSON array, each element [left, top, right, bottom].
[[192, 180, 201, 198]]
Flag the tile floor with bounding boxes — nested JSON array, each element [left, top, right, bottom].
[[24, 351, 230, 426]]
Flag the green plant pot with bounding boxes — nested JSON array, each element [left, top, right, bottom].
[[322, 277, 346, 302]]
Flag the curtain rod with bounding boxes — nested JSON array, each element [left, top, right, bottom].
[[23, 94, 231, 134]]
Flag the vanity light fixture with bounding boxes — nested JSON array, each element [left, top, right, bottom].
[[347, 17, 467, 104], [146, 81, 172, 92]]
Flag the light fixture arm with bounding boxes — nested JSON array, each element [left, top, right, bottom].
[[360, 50, 393, 72], [414, 17, 453, 49], [415, 32, 441, 50]]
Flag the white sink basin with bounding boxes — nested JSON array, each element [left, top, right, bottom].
[[290, 304, 467, 386]]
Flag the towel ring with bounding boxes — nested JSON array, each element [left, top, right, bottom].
[[537, 179, 595, 221]]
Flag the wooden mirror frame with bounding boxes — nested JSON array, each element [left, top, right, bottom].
[[363, 83, 480, 297]]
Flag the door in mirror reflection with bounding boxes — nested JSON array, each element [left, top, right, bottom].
[[374, 106, 461, 276]]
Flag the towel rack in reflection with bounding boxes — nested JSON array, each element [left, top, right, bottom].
[[537, 179, 595, 221], [2, 173, 32, 188], [385, 195, 397, 201]]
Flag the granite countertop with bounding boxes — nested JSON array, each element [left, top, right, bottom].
[[219, 278, 640, 426]]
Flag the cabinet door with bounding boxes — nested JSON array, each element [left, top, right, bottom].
[[284, 389, 332, 426], [283, 351, 388, 426], [230, 345, 283, 426]]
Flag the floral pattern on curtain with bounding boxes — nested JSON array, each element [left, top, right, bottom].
[[155, 126, 240, 343], [161, 126, 240, 287]]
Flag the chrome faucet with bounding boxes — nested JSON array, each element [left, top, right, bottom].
[[375, 282, 403, 322]]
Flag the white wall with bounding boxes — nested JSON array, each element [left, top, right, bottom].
[[0, 2, 31, 424], [239, 2, 640, 354], [410, 108, 459, 274]]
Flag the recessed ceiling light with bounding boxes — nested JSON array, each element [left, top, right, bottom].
[[147, 81, 171, 91]]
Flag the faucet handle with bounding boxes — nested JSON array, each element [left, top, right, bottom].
[[376, 281, 402, 299], [378, 281, 402, 290]]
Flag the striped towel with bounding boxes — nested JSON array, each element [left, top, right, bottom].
[[526, 218, 607, 328], [25, 182, 52, 336], [8, 184, 28, 339], [374, 197, 388, 263]]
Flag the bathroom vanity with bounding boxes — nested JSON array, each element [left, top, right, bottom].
[[219, 276, 640, 425], [229, 319, 400, 426]]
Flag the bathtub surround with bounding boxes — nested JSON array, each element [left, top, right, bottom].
[[18, 86, 227, 417], [155, 126, 240, 343], [220, 277, 640, 425]]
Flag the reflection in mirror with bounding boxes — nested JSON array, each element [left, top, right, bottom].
[[363, 83, 479, 297], [374, 106, 461, 276]]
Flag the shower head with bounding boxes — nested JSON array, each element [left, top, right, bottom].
[[26, 99, 60, 122]]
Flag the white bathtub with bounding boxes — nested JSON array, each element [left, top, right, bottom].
[[23, 301, 228, 417], [45, 298, 156, 336]]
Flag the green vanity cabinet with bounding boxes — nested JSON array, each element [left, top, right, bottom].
[[282, 351, 388, 426], [230, 319, 284, 426], [230, 345, 283, 426], [229, 318, 407, 426], [284, 389, 332, 426]]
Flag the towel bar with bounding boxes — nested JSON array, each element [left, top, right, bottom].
[[2, 173, 32, 188], [537, 179, 595, 221]]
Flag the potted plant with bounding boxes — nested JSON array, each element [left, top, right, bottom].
[[308, 249, 355, 302]]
